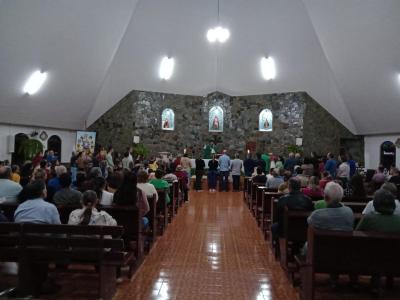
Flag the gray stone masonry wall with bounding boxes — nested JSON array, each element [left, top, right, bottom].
[[88, 90, 363, 162]]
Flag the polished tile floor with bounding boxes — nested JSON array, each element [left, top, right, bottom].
[[115, 191, 299, 300]]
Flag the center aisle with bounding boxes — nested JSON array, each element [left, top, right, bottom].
[[115, 191, 299, 300]]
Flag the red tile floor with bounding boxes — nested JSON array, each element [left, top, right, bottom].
[[115, 191, 299, 300]]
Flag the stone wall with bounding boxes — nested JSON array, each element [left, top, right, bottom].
[[88, 90, 363, 162]]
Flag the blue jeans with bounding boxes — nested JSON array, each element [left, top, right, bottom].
[[220, 171, 230, 191], [208, 170, 217, 189]]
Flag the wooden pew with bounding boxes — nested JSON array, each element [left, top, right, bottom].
[[156, 190, 169, 235], [254, 186, 267, 225], [243, 177, 251, 203], [146, 194, 158, 250], [297, 226, 400, 300], [342, 196, 373, 203], [249, 182, 264, 214], [172, 180, 179, 215], [245, 178, 252, 208], [279, 208, 309, 273], [0, 223, 125, 300], [0, 203, 144, 278], [168, 184, 176, 223], [280, 209, 363, 277], [261, 191, 283, 239]]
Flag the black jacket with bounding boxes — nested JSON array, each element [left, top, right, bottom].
[[277, 191, 313, 235]]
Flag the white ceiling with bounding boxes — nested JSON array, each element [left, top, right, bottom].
[[1, 0, 399, 134]]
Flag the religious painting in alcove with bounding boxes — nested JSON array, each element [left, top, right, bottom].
[[161, 108, 175, 131], [259, 109, 273, 132], [209, 106, 223, 132]]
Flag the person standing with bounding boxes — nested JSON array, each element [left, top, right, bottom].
[[261, 152, 270, 173], [243, 154, 255, 177], [122, 152, 131, 170], [106, 146, 114, 169], [284, 153, 297, 172], [180, 153, 192, 187], [208, 155, 219, 192], [230, 153, 243, 191], [255, 153, 266, 173], [218, 150, 231, 192], [324, 153, 337, 178], [194, 156, 205, 191]]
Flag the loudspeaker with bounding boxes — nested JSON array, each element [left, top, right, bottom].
[[7, 135, 15, 153]]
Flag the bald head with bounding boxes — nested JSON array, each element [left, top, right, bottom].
[[0, 166, 11, 179]]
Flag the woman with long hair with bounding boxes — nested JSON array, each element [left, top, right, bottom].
[[114, 171, 149, 226], [68, 190, 116, 226], [94, 176, 113, 206]]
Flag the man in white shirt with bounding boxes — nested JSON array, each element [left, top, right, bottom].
[[362, 182, 400, 215], [122, 152, 131, 170]]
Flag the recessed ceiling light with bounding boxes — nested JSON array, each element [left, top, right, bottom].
[[159, 56, 174, 80], [261, 57, 276, 80], [23, 70, 47, 95]]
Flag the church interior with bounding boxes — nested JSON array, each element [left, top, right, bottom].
[[0, 0, 400, 299]]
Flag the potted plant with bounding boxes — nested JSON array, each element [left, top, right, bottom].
[[18, 139, 44, 161], [132, 143, 149, 158]]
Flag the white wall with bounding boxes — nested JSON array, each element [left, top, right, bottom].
[[364, 134, 400, 170], [0, 124, 76, 163]]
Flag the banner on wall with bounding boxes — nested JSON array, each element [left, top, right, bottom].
[[75, 131, 96, 154]]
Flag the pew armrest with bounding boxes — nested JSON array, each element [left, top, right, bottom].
[[294, 255, 310, 268]]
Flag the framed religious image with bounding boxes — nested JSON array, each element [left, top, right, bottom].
[[161, 108, 175, 131], [209, 106, 223, 132], [75, 131, 96, 155], [259, 109, 273, 132]]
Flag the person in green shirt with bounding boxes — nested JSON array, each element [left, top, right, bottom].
[[150, 169, 170, 204], [356, 189, 400, 294], [261, 152, 270, 173], [314, 199, 327, 209]]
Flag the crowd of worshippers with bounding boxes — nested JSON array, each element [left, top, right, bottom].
[[1, 148, 400, 294], [258, 152, 400, 295], [0, 146, 183, 228]]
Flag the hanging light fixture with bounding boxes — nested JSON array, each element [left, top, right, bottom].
[[206, 0, 230, 43]]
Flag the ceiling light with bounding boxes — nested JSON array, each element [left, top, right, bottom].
[[159, 56, 174, 80], [206, 0, 230, 43], [261, 57, 276, 80], [23, 70, 47, 95], [207, 29, 217, 43], [207, 26, 230, 43]]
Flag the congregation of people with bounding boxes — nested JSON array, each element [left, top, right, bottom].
[[1, 146, 400, 296]]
